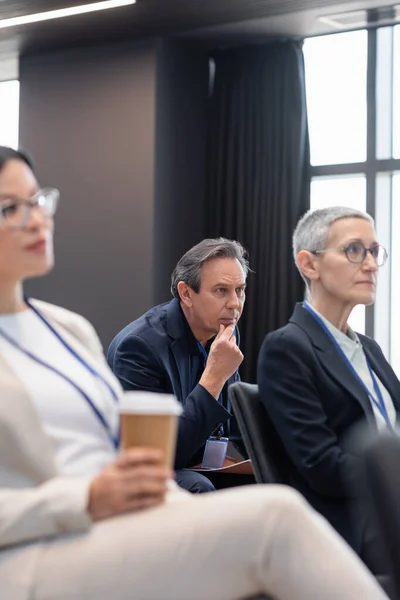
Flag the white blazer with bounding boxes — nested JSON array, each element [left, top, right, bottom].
[[0, 300, 123, 600]]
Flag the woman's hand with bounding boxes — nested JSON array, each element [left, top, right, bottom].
[[88, 448, 172, 521]]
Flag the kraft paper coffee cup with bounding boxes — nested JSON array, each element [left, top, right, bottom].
[[119, 392, 183, 468]]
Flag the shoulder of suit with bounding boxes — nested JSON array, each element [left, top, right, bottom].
[[258, 322, 314, 365], [264, 320, 310, 346], [109, 301, 172, 352]]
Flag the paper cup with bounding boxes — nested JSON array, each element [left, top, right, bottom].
[[119, 392, 182, 468]]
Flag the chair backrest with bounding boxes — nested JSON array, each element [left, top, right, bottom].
[[362, 433, 400, 599], [228, 381, 291, 485]]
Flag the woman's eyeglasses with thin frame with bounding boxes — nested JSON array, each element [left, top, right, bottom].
[[0, 188, 60, 229]]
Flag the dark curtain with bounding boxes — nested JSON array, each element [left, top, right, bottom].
[[207, 41, 310, 382]]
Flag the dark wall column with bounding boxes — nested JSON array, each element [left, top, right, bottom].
[[153, 41, 209, 304], [19, 40, 158, 346]]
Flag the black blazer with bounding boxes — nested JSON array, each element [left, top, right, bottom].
[[107, 299, 242, 469], [257, 303, 400, 553]]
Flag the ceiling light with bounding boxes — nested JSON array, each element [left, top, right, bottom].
[[0, 0, 136, 30]]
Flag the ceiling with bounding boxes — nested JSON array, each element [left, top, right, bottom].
[[0, 0, 398, 66]]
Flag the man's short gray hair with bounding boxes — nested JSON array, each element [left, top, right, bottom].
[[293, 206, 375, 289], [171, 237, 249, 300]]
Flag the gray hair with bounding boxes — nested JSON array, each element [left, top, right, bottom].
[[293, 206, 375, 289], [171, 237, 249, 300]]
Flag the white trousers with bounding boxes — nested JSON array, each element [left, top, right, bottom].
[[32, 484, 388, 600]]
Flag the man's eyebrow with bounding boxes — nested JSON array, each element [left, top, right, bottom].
[[212, 282, 247, 288]]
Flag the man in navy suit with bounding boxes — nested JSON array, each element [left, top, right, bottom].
[[258, 206, 400, 574], [108, 238, 249, 493]]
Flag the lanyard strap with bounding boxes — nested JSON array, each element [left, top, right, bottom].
[[27, 299, 119, 403], [365, 360, 392, 428], [196, 341, 225, 437], [0, 300, 120, 449], [303, 302, 393, 430]]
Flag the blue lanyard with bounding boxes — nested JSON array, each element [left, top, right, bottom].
[[196, 341, 225, 437], [0, 299, 120, 449], [303, 302, 393, 430]]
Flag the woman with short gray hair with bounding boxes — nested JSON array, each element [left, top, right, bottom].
[[258, 206, 400, 574]]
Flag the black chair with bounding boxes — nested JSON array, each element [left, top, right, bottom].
[[230, 385, 395, 598], [228, 381, 290, 485], [361, 432, 400, 600]]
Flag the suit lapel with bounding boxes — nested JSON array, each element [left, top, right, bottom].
[[0, 351, 57, 483], [291, 304, 376, 425], [0, 300, 124, 489], [362, 342, 400, 413], [166, 300, 191, 401], [165, 300, 241, 408]]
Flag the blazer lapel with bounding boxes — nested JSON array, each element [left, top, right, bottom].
[[291, 304, 376, 425], [0, 299, 124, 491], [166, 300, 191, 401], [362, 343, 400, 413], [165, 300, 242, 406], [0, 351, 57, 484]]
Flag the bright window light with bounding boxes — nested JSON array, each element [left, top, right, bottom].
[[0, 80, 19, 148], [393, 25, 400, 158], [310, 174, 367, 334], [0, 0, 136, 29], [304, 31, 368, 166], [390, 173, 400, 375]]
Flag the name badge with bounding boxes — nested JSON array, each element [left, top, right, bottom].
[[202, 436, 229, 469]]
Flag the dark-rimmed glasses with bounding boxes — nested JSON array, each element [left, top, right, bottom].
[[312, 242, 388, 267]]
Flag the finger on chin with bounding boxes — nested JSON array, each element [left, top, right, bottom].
[[216, 323, 225, 338]]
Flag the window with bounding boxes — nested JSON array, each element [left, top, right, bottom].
[[393, 25, 400, 159], [391, 173, 400, 375], [304, 31, 367, 166], [310, 175, 366, 334], [0, 80, 19, 148], [310, 175, 366, 212], [305, 24, 400, 365]]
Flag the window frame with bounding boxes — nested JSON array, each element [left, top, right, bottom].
[[307, 25, 400, 347]]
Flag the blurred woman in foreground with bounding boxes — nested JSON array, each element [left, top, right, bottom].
[[0, 147, 388, 600]]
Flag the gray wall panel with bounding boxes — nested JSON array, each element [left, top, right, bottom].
[[19, 41, 158, 347]]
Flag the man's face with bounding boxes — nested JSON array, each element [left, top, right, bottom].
[[183, 257, 246, 339]]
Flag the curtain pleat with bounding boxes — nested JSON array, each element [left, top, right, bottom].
[[207, 42, 311, 381]]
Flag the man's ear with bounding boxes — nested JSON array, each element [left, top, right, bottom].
[[297, 250, 320, 283], [177, 281, 193, 307]]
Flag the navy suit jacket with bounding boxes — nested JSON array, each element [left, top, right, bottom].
[[257, 303, 400, 553], [107, 299, 242, 469]]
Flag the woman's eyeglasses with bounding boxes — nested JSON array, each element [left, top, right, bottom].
[[312, 242, 388, 267], [0, 188, 60, 229]]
